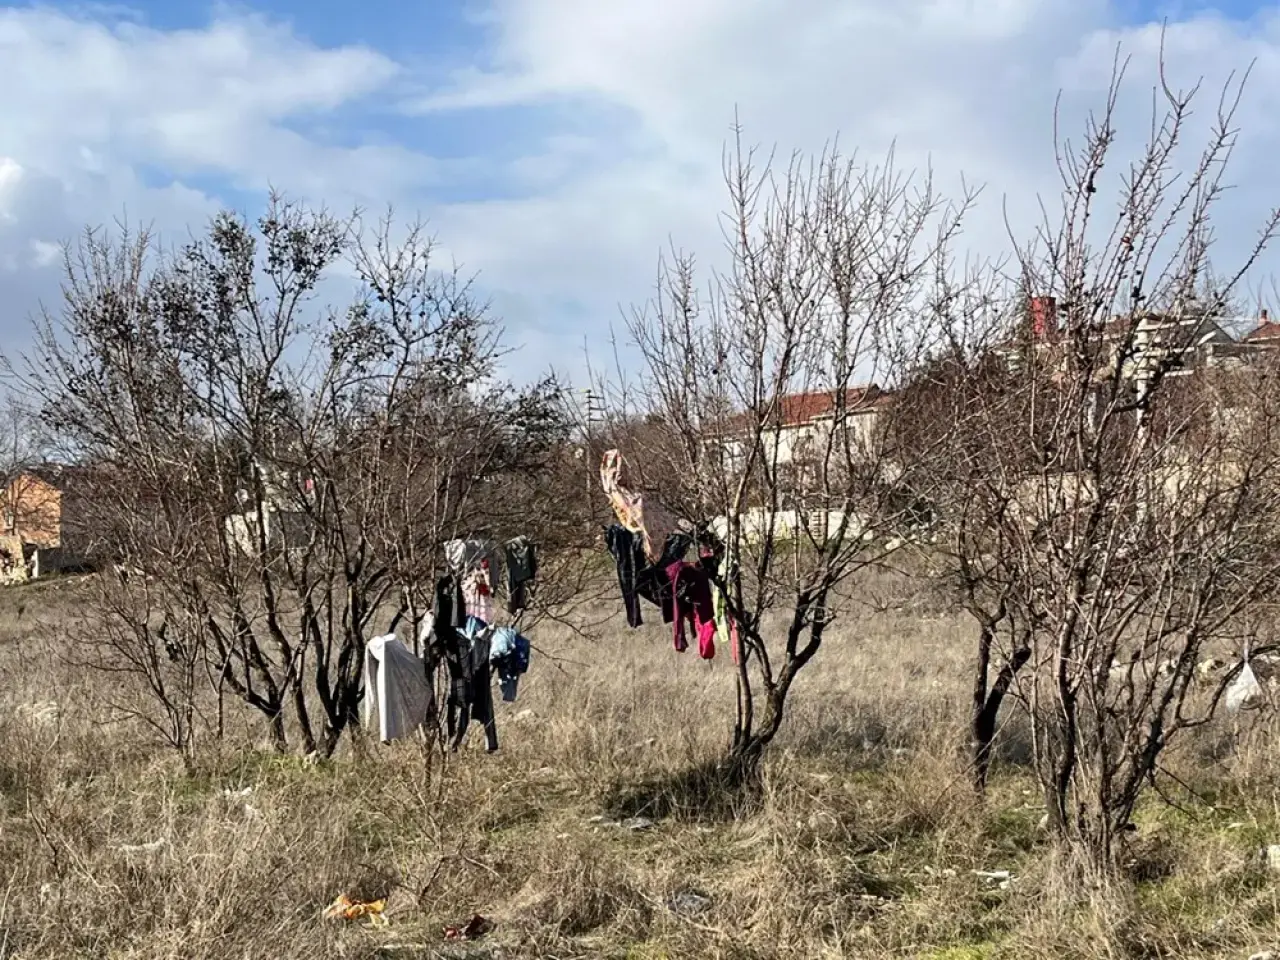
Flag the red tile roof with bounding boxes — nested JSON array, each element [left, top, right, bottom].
[[717, 386, 889, 434], [1245, 320, 1280, 343], [774, 387, 889, 425]]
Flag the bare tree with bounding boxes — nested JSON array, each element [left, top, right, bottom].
[[9, 198, 574, 758], [0, 397, 46, 483], [607, 131, 973, 771], [905, 50, 1280, 869], [890, 340, 1038, 793]]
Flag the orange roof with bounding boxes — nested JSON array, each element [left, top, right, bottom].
[[717, 386, 890, 435], [775, 387, 889, 425], [1245, 320, 1280, 343]]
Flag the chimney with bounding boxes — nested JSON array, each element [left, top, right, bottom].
[[1262, 308, 1270, 324], [1029, 296, 1057, 339]]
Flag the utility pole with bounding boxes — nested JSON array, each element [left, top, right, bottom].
[[581, 389, 604, 537]]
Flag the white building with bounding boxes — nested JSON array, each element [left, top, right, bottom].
[[708, 386, 893, 544]]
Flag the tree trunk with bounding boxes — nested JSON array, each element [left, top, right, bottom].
[[971, 640, 1030, 792], [727, 685, 788, 780], [268, 710, 288, 753], [294, 668, 318, 756], [971, 621, 994, 791]]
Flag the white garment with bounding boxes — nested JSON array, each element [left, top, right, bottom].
[[364, 634, 434, 742], [1227, 660, 1263, 712], [444, 538, 497, 575]]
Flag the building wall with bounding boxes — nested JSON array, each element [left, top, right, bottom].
[[3, 474, 62, 548], [225, 507, 310, 554], [723, 409, 882, 469]]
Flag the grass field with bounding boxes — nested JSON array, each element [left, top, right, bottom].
[[2, 572, 1280, 959]]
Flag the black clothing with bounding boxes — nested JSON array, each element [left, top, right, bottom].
[[634, 532, 692, 624], [607, 526, 696, 627], [449, 625, 498, 752], [606, 524, 645, 627], [433, 575, 468, 712], [504, 536, 538, 614]]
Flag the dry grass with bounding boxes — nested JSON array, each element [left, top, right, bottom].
[[2, 573, 1280, 958]]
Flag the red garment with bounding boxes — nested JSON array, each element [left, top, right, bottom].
[[667, 561, 716, 659]]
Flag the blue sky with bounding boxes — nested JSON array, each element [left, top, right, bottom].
[[1, 0, 1280, 381]]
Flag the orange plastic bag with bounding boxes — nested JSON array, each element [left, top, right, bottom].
[[322, 893, 387, 924]]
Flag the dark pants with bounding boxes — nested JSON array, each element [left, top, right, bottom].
[[508, 579, 529, 615], [448, 693, 499, 752], [606, 525, 644, 627], [448, 630, 499, 752]]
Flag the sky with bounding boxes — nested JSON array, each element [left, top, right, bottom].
[[2, 0, 1280, 384]]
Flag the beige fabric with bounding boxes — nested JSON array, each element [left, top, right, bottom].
[[599, 449, 680, 563]]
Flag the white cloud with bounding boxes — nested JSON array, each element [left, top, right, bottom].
[[0, 9, 400, 183], [0, 5, 429, 358], [28, 239, 60, 269], [2, 1, 1280, 388], [419, 0, 1280, 380], [0, 157, 22, 222]]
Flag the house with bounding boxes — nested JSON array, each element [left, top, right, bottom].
[[224, 462, 313, 555], [707, 386, 894, 543], [1242, 309, 1280, 351], [1017, 296, 1239, 384], [2, 464, 102, 577], [1109, 313, 1238, 386], [714, 385, 891, 473]]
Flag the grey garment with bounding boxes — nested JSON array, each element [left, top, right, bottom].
[[444, 538, 499, 576], [504, 536, 537, 613], [504, 536, 537, 583], [363, 635, 433, 742]]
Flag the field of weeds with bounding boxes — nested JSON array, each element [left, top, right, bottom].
[[2, 573, 1280, 959]]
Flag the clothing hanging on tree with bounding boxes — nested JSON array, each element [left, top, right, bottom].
[[667, 561, 717, 659], [490, 625, 531, 702], [600, 449, 681, 564], [364, 634, 434, 742], [699, 530, 739, 664], [462, 561, 496, 623], [435, 573, 465, 631], [711, 583, 742, 665], [606, 524, 646, 627], [444, 538, 499, 577], [504, 536, 538, 614], [448, 616, 499, 752], [634, 533, 693, 623], [608, 526, 695, 628], [433, 575, 469, 724]]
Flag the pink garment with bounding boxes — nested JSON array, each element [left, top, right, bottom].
[[667, 561, 716, 660], [463, 563, 494, 624]]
